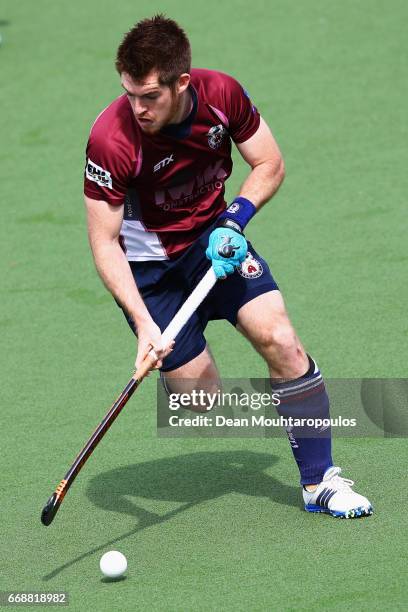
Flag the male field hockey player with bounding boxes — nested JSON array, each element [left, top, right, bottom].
[[84, 15, 372, 518]]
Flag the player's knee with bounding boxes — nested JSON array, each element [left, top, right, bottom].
[[261, 323, 297, 354], [160, 373, 221, 413], [261, 323, 306, 372]]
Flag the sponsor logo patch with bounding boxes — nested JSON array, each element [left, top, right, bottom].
[[85, 158, 112, 189], [238, 253, 263, 279], [207, 124, 227, 149], [154, 160, 227, 210], [154, 153, 174, 173]]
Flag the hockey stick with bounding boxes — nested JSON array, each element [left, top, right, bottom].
[[40, 266, 217, 526]]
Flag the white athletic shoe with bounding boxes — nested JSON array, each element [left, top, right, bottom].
[[303, 466, 373, 518]]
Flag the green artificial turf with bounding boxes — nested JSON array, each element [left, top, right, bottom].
[[1, 1, 407, 610]]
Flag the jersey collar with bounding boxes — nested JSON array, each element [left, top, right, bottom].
[[160, 84, 198, 140]]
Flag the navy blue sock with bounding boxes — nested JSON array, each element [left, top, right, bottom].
[[270, 356, 333, 485]]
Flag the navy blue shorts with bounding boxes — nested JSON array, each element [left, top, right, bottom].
[[122, 224, 279, 371]]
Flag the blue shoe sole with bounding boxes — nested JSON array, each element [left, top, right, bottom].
[[304, 504, 373, 518]]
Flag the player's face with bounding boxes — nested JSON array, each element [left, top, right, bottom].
[[121, 71, 189, 134]]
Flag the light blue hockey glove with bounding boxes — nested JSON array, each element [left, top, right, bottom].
[[205, 225, 248, 279]]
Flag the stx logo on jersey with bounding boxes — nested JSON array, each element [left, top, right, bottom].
[[154, 153, 175, 173], [85, 158, 112, 189], [207, 124, 227, 149]]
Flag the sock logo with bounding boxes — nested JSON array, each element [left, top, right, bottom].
[[285, 426, 299, 449]]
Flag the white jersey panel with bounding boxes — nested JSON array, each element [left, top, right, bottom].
[[121, 220, 169, 261]]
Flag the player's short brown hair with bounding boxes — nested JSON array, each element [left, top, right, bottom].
[[115, 14, 191, 86]]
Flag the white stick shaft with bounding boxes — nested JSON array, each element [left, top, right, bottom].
[[161, 267, 217, 346]]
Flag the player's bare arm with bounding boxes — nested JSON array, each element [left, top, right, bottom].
[[84, 196, 173, 368], [236, 116, 285, 209], [206, 118, 285, 279]]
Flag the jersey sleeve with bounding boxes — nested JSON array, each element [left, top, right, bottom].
[[84, 129, 134, 205], [223, 75, 261, 143]]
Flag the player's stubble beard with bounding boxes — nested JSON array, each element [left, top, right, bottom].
[[142, 86, 189, 134]]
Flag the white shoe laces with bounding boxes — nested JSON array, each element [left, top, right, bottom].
[[324, 467, 354, 492]]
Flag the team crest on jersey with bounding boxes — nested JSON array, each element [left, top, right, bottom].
[[85, 158, 112, 189], [238, 253, 263, 279], [207, 124, 227, 149]]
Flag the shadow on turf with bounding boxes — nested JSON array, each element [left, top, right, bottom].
[[43, 450, 299, 580], [100, 576, 127, 584]]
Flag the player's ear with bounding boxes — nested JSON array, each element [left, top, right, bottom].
[[175, 73, 190, 94]]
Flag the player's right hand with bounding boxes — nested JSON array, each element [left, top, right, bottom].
[[205, 227, 247, 279], [135, 319, 174, 371]]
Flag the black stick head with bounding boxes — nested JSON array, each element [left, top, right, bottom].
[[41, 493, 61, 526]]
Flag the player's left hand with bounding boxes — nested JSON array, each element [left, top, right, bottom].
[[205, 227, 247, 279]]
